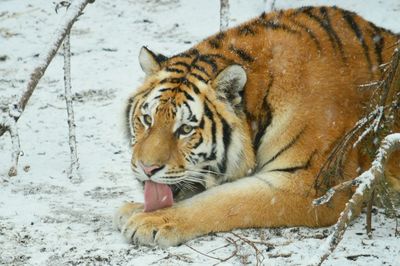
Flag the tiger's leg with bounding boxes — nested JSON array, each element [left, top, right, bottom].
[[114, 202, 144, 231], [117, 171, 350, 247]]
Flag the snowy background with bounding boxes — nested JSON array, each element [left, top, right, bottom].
[[0, 0, 399, 265]]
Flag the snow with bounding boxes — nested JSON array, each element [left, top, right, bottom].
[[0, 0, 399, 265]]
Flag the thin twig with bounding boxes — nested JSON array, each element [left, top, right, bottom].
[[184, 237, 238, 264], [366, 190, 374, 237], [63, 30, 81, 182], [264, 0, 277, 12], [7, 114, 21, 177], [220, 0, 229, 31], [0, 0, 94, 176], [231, 232, 265, 266], [313, 179, 360, 206]]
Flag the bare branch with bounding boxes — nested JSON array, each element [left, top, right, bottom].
[[314, 43, 400, 194], [366, 190, 374, 237], [15, 0, 93, 120], [264, 0, 277, 12], [0, 0, 94, 176], [220, 0, 229, 31], [311, 133, 400, 265], [184, 237, 239, 264], [231, 232, 265, 265], [63, 31, 81, 183], [7, 114, 22, 177]]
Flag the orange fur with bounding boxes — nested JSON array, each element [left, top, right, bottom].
[[115, 6, 399, 247]]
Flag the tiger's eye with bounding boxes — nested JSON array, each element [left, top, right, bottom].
[[180, 124, 193, 135], [143, 114, 152, 126]]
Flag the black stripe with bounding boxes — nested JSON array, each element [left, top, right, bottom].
[[198, 55, 218, 73], [196, 152, 208, 160], [155, 53, 168, 63], [170, 52, 193, 60], [209, 32, 225, 49], [143, 46, 168, 64], [205, 97, 232, 173], [182, 89, 194, 101], [269, 150, 316, 173], [296, 6, 313, 13], [208, 39, 220, 49], [127, 88, 153, 123], [259, 19, 299, 34], [204, 102, 215, 143], [207, 151, 217, 161], [286, 17, 322, 51], [189, 72, 208, 83], [158, 87, 194, 102], [252, 75, 274, 149], [189, 48, 200, 56], [238, 25, 255, 36], [301, 7, 345, 59], [229, 45, 255, 62], [203, 53, 236, 66], [182, 101, 193, 120], [165, 67, 184, 73], [342, 10, 372, 70], [199, 117, 205, 129], [192, 64, 210, 77], [160, 77, 186, 84], [260, 127, 305, 169], [319, 7, 345, 60], [170, 61, 191, 70], [342, 10, 372, 71], [218, 117, 232, 174], [215, 32, 226, 40], [368, 22, 384, 69], [187, 153, 197, 164], [125, 96, 138, 127], [183, 79, 201, 94], [204, 101, 217, 162], [190, 116, 198, 123], [126, 89, 153, 135], [191, 135, 203, 149]]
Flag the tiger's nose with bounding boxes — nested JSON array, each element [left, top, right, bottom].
[[140, 161, 165, 177]]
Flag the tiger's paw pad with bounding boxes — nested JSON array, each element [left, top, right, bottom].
[[121, 211, 184, 247], [114, 202, 144, 231]]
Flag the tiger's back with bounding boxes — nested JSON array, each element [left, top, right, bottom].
[[192, 6, 399, 187], [115, 6, 400, 247]]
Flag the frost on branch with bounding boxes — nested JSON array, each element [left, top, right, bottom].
[[63, 31, 81, 183], [0, 0, 94, 177], [220, 0, 230, 31], [311, 133, 400, 266], [314, 41, 400, 192]]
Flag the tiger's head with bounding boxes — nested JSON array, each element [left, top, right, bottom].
[[126, 47, 255, 201]]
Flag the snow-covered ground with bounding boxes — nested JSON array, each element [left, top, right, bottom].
[[0, 0, 399, 265]]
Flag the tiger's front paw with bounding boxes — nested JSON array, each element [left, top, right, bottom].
[[114, 201, 144, 231], [121, 208, 190, 247]]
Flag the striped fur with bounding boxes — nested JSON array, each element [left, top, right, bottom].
[[116, 6, 400, 247]]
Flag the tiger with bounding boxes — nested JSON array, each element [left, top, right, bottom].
[[114, 6, 400, 247]]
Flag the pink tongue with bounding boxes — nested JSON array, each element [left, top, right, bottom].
[[144, 180, 174, 212]]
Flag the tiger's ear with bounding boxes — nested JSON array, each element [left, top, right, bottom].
[[139, 46, 168, 76], [213, 65, 247, 110]]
